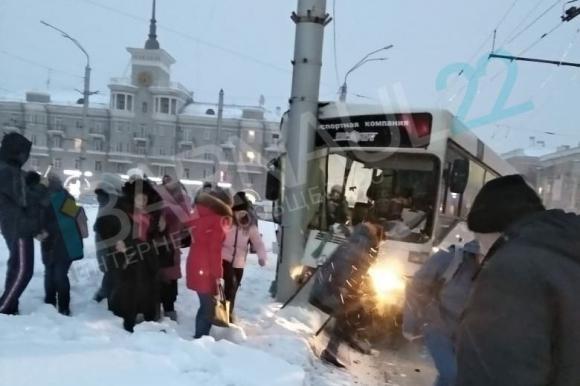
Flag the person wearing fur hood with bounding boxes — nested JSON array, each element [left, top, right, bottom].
[[186, 188, 233, 338]]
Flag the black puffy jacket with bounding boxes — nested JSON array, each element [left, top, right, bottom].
[[456, 209, 580, 386], [0, 133, 45, 243]]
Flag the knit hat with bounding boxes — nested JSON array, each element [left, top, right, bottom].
[[467, 174, 545, 234]]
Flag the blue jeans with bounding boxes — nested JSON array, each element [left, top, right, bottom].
[[195, 293, 215, 338], [425, 329, 457, 386]]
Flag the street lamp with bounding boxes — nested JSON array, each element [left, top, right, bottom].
[[339, 44, 394, 102], [41, 20, 94, 171]]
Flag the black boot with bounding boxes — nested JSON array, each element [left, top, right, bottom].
[[320, 349, 346, 368]]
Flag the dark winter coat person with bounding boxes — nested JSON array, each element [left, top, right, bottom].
[[186, 189, 233, 338], [41, 175, 84, 316], [221, 192, 267, 322], [93, 173, 124, 303], [456, 174, 580, 386], [108, 179, 165, 332], [0, 133, 48, 315], [309, 221, 383, 367], [403, 240, 480, 386], [157, 175, 192, 321]]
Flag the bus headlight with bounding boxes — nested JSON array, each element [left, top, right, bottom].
[[367, 263, 406, 305]]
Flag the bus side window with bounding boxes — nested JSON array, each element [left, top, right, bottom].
[[460, 161, 486, 218]]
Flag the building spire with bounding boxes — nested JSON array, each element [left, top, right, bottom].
[[145, 0, 160, 50]]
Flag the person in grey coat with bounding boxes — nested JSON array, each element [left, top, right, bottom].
[[456, 174, 580, 386], [403, 240, 481, 386]]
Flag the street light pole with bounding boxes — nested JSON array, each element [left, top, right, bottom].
[[41, 20, 92, 171], [339, 44, 393, 102]]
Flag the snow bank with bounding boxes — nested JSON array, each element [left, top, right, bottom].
[[0, 206, 356, 386]]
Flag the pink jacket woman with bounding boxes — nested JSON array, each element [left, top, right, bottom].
[[221, 224, 267, 268]]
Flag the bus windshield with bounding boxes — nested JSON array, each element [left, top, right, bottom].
[[325, 150, 439, 243]]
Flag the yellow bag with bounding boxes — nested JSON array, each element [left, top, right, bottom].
[[213, 284, 230, 328]]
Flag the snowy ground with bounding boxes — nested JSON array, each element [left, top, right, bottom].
[[0, 206, 434, 386]]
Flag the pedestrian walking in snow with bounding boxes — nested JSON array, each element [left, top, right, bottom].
[[0, 133, 49, 315], [456, 174, 580, 386], [309, 220, 384, 367], [108, 179, 165, 332], [93, 173, 124, 304], [403, 240, 481, 386], [221, 192, 267, 323], [41, 174, 86, 316], [157, 175, 192, 321], [186, 188, 233, 338]]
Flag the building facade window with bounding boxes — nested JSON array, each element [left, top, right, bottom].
[[247, 130, 255, 143], [30, 158, 39, 170], [74, 159, 81, 169], [113, 93, 133, 112], [142, 102, 148, 113], [52, 136, 62, 148], [94, 139, 103, 151], [117, 143, 123, 152], [95, 161, 102, 172], [116, 163, 124, 173], [155, 97, 177, 115], [74, 138, 83, 152], [171, 99, 177, 115], [31, 135, 36, 145], [53, 158, 61, 169], [184, 168, 190, 179], [136, 143, 147, 155]]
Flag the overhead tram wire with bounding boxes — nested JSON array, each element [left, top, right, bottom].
[[79, 0, 289, 75], [499, 0, 550, 48], [437, 0, 521, 104], [504, 0, 562, 47], [332, 0, 340, 88], [0, 50, 82, 79]]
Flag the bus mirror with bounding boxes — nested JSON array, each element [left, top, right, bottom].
[[449, 159, 469, 194], [266, 158, 281, 201]]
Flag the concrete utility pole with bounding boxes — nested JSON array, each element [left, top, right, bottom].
[[276, 0, 331, 302], [41, 21, 93, 172], [214, 88, 224, 184]]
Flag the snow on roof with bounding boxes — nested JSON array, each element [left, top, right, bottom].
[[181, 102, 245, 119], [181, 102, 282, 122]]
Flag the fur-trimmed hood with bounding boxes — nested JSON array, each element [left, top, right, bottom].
[[195, 192, 233, 218]]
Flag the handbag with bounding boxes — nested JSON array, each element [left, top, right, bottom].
[[179, 228, 192, 248], [212, 283, 230, 327]]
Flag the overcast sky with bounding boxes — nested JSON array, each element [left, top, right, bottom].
[[1, 0, 579, 154]]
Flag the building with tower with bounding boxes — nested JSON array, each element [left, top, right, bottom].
[[0, 0, 282, 202]]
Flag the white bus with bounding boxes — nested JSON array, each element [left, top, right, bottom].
[[267, 103, 516, 307]]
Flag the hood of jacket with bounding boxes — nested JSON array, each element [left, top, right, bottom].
[[503, 209, 580, 265], [194, 192, 233, 218], [0, 132, 31, 167]]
